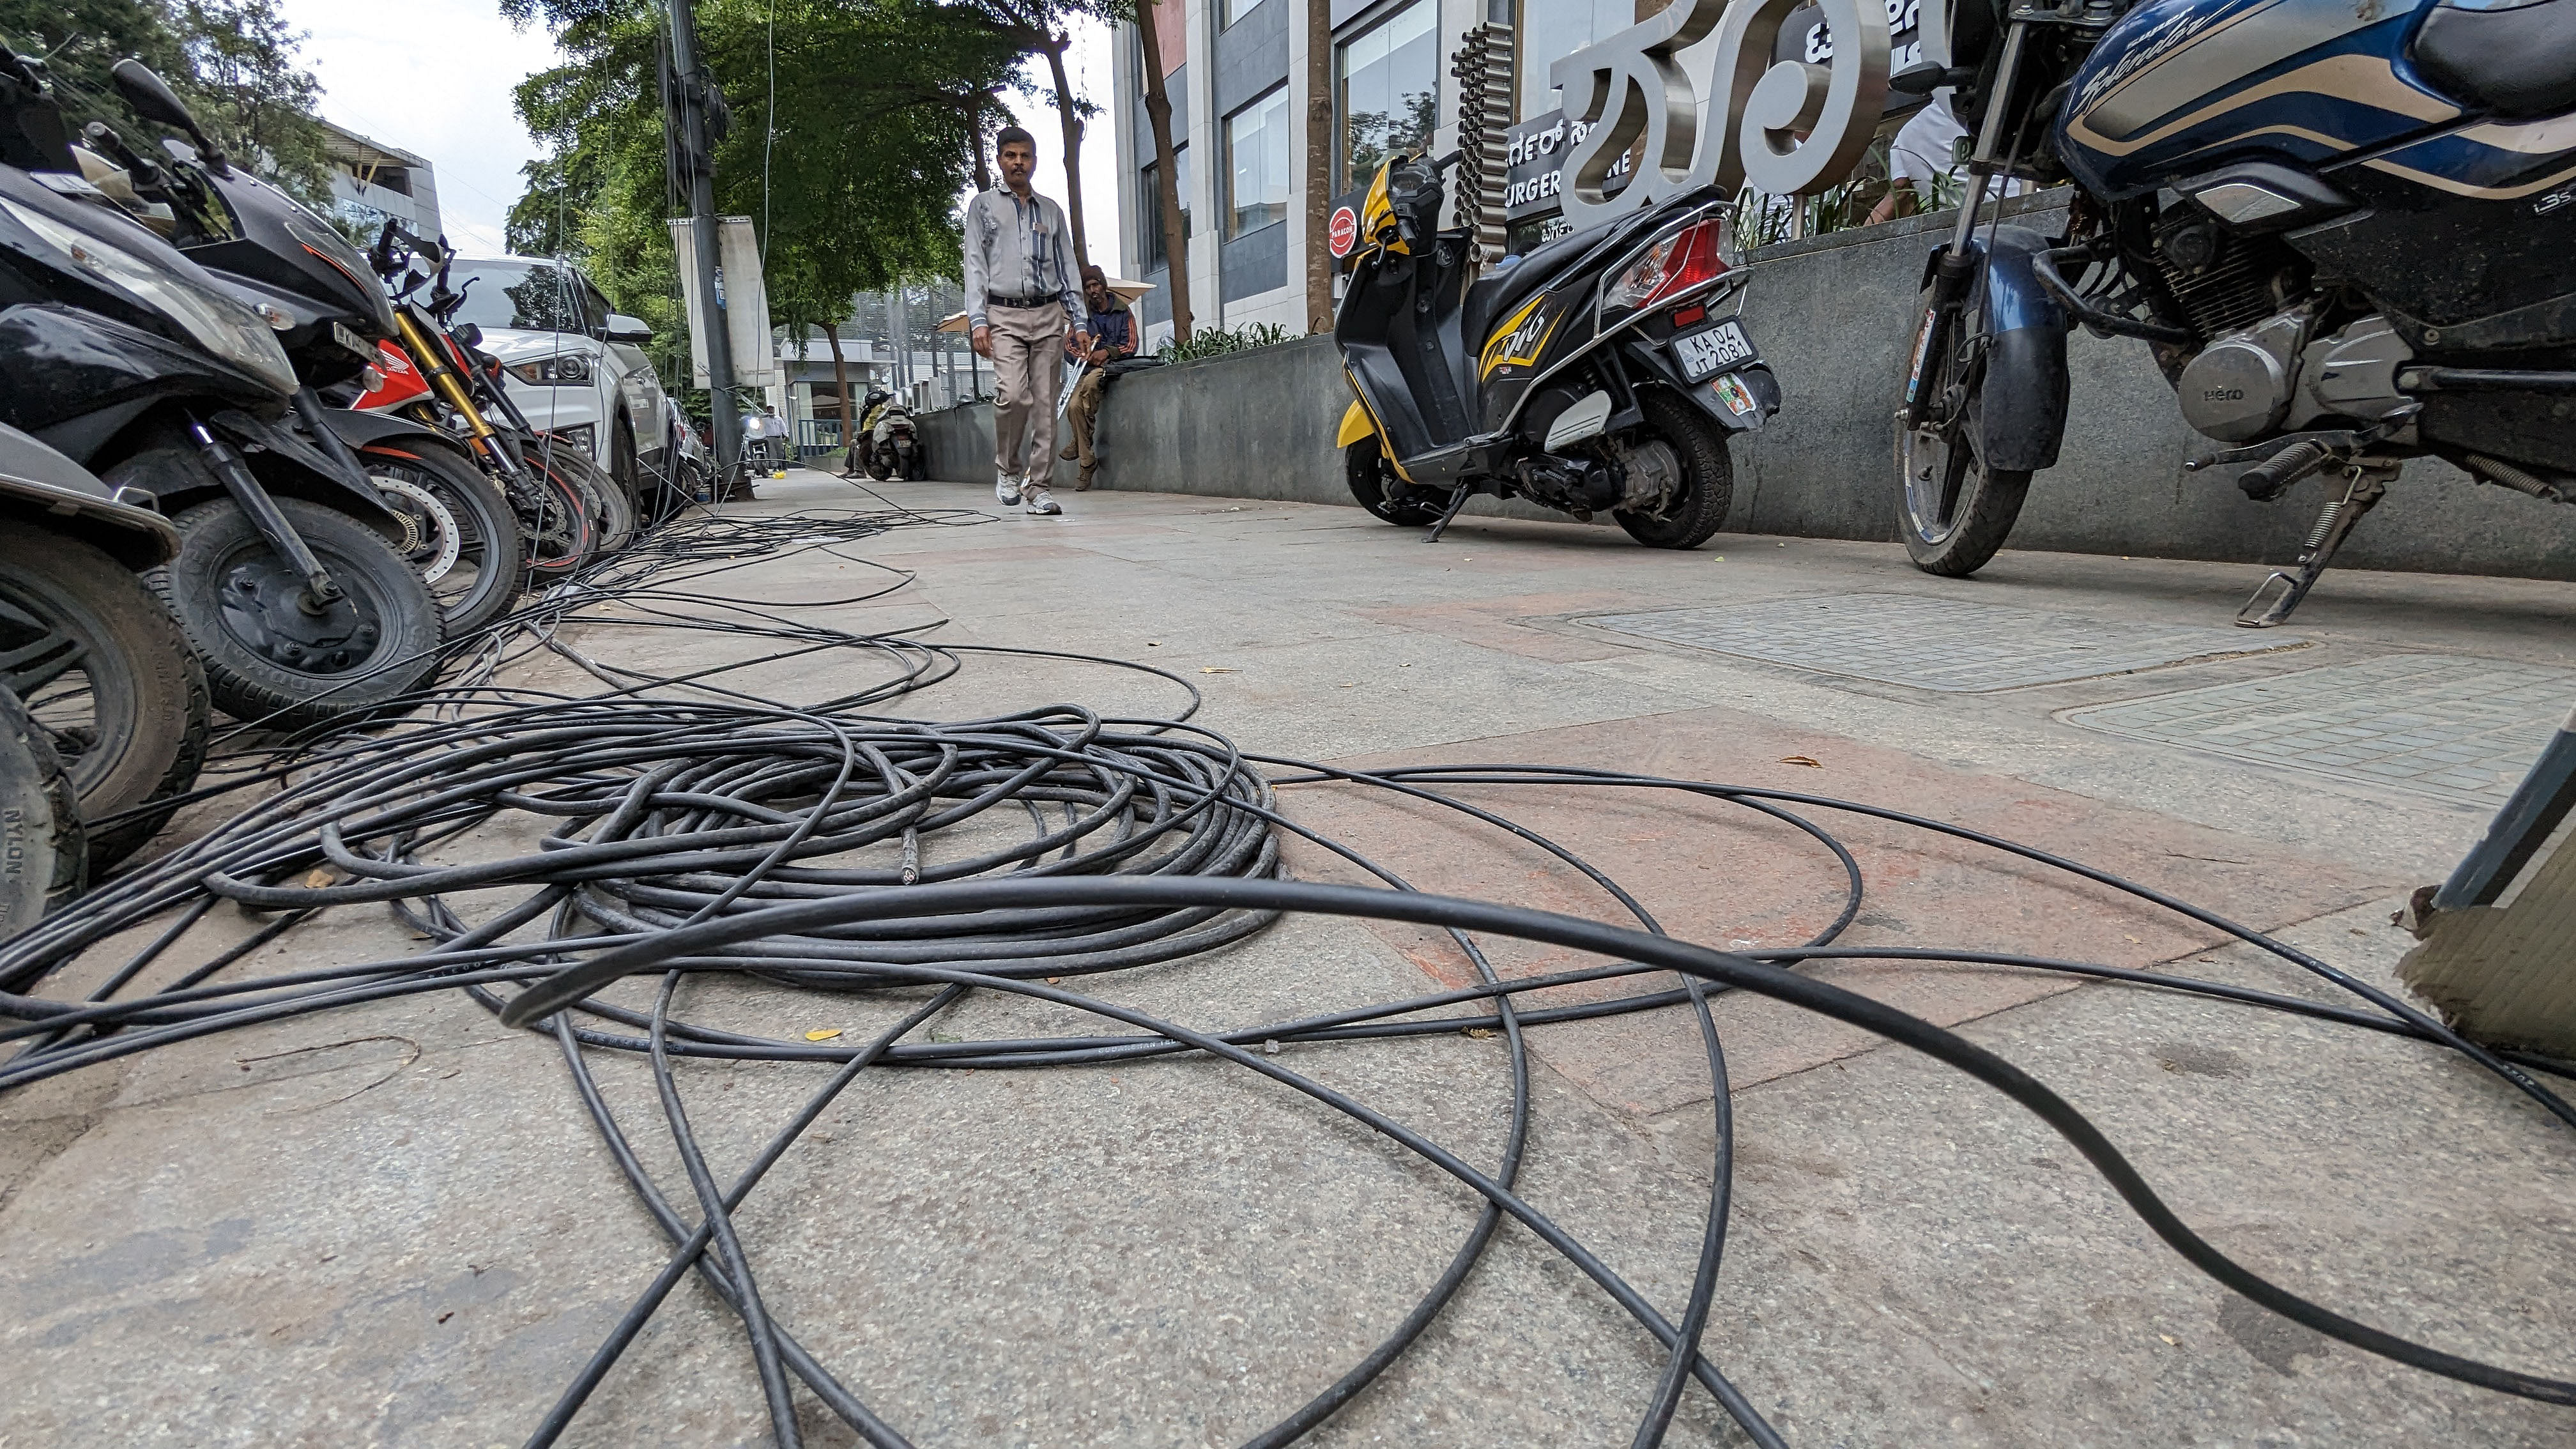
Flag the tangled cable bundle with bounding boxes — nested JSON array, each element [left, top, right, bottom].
[[3, 488, 2573, 1448]]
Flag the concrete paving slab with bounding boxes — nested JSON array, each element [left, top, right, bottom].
[[3, 471, 2572, 1447]]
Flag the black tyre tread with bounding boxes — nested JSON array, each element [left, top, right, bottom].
[[363, 443, 525, 640], [1345, 440, 1446, 526], [0, 523, 210, 868], [1901, 466, 2032, 576], [0, 684, 86, 931], [526, 438, 633, 556], [520, 463, 602, 584], [146, 499, 445, 733], [1615, 391, 1734, 549]]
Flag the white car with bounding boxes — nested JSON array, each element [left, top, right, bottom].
[[444, 256, 676, 498]]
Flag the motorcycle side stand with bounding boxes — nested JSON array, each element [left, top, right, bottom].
[[1423, 486, 1472, 544], [2236, 463, 2391, 628]]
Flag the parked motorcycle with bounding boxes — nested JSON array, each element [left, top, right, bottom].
[[0, 683, 84, 934], [75, 61, 525, 640], [0, 43, 445, 732], [1893, 0, 2576, 625], [1332, 150, 1778, 547], [861, 395, 924, 480], [0, 422, 207, 870]]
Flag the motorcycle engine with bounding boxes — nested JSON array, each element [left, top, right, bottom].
[[2177, 314, 2413, 443]]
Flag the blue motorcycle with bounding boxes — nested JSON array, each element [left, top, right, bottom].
[[1892, 0, 2575, 624]]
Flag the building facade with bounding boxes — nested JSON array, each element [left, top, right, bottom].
[[318, 119, 441, 242], [1110, 0, 1926, 346]]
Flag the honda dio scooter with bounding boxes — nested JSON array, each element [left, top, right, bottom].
[[1893, 0, 2576, 625], [1335, 150, 1779, 548]]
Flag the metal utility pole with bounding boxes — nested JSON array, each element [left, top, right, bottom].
[[666, 0, 743, 482]]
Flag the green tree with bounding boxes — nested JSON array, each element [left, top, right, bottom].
[[0, 0, 335, 206], [505, 0, 1020, 413]]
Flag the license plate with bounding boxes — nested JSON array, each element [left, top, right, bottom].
[[332, 321, 377, 361], [1672, 319, 1755, 381]]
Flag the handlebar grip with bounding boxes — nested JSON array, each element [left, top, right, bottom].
[[1432, 150, 1464, 173]]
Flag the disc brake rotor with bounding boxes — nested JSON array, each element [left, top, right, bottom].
[[370, 475, 463, 584]]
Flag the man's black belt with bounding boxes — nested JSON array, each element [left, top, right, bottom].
[[986, 292, 1059, 310]]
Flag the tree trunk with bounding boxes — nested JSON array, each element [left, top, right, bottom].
[[1042, 33, 1091, 269], [1136, 0, 1192, 342], [1303, 0, 1333, 334], [824, 322, 854, 460], [969, 102, 993, 191]]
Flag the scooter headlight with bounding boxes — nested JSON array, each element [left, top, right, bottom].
[[0, 195, 300, 396], [1604, 218, 1729, 314]]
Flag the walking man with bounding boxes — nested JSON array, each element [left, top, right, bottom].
[[1059, 264, 1136, 491], [965, 126, 1089, 516]]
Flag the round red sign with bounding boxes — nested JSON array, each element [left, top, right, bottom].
[[1328, 206, 1359, 258]]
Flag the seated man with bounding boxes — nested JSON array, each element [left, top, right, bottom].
[[1057, 266, 1137, 491]]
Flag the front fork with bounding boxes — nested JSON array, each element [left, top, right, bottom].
[[1900, 20, 2031, 431], [392, 307, 532, 486], [185, 417, 342, 610]]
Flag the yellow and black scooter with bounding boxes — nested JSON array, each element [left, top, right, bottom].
[[1334, 150, 1777, 547]]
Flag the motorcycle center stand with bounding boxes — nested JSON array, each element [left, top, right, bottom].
[[2185, 408, 2414, 629], [1424, 485, 1474, 544]]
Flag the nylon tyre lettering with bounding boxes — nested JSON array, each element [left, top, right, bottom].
[[0, 523, 205, 870], [0, 683, 86, 935], [146, 498, 445, 732], [1614, 390, 1734, 549]]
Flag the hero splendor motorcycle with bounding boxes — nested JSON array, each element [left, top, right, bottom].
[[1334, 149, 1781, 548], [1894, 0, 2576, 624]]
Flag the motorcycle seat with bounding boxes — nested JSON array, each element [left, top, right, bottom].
[[2410, 0, 2576, 120]]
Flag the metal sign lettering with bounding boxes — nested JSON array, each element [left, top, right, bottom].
[[1548, 0, 1890, 231]]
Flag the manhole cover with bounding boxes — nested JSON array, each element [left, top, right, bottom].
[[2061, 654, 2573, 806], [1579, 593, 2304, 692]]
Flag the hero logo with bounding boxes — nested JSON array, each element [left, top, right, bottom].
[[2203, 388, 2245, 402], [1328, 206, 1360, 257]]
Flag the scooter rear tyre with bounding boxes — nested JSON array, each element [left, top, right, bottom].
[[1614, 392, 1733, 549]]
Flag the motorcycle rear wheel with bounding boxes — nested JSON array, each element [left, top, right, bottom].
[[526, 437, 634, 556], [0, 521, 208, 869], [1346, 437, 1446, 526], [364, 443, 523, 640], [1613, 391, 1733, 549], [1896, 291, 2031, 576], [147, 498, 445, 732]]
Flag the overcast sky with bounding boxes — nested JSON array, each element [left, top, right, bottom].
[[275, 0, 1123, 271]]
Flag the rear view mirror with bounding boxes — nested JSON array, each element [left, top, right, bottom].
[[109, 59, 227, 174], [603, 313, 653, 344]]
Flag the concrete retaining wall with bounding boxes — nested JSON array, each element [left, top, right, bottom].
[[919, 205, 2576, 579]]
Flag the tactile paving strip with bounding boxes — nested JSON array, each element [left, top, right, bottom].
[[1580, 593, 2304, 692], [2060, 654, 2573, 806]]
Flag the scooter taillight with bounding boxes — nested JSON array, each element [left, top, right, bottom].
[[1607, 218, 1728, 312]]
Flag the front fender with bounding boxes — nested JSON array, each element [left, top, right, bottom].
[[1337, 399, 1377, 448], [206, 408, 405, 533], [1972, 226, 2070, 473]]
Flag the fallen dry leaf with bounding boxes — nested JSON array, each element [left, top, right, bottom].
[[804, 1028, 843, 1042], [1779, 755, 1823, 769], [1200, 666, 1239, 674], [303, 868, 334, 889]]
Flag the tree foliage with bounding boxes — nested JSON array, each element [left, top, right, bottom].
[[504, 0, 1024, 398], [0, 0, 335, 207]]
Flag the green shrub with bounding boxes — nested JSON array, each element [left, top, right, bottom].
[[1157, 323, 1296, 364]]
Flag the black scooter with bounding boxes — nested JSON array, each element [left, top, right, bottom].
[[77, 61, 524, 640], [1333, 150, 1779, 548], [0, 44, 442, 730]]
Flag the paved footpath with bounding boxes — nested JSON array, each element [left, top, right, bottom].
[[3, 469, 2571, 1447]]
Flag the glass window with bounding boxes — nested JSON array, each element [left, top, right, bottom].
[[1337, 0, 1439, 194], [1222, 0, 1266, 26], [1140, 146, 1192, 271], [447, 260, 584, 334], [1518, 0, 1634, 116], [1225, 88, 1290, 239]]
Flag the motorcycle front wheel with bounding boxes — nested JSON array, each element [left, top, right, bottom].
[[364, 443, 524, 640], [1896, 286, 2031, 576], [1345, 437, 1446, 526], [146, 498, 445, 732]]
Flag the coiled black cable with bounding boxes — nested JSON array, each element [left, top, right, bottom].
[[1, 496, 2568, 1448]]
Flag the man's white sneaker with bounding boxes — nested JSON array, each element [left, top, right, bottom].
[[995, 474, 1023, 507], [1024, 486, 1062, 516]]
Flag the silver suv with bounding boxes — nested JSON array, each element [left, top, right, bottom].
[[445, 256, 675, 498]]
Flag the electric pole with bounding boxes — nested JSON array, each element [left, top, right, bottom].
[[666, 0, 743, 484]]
